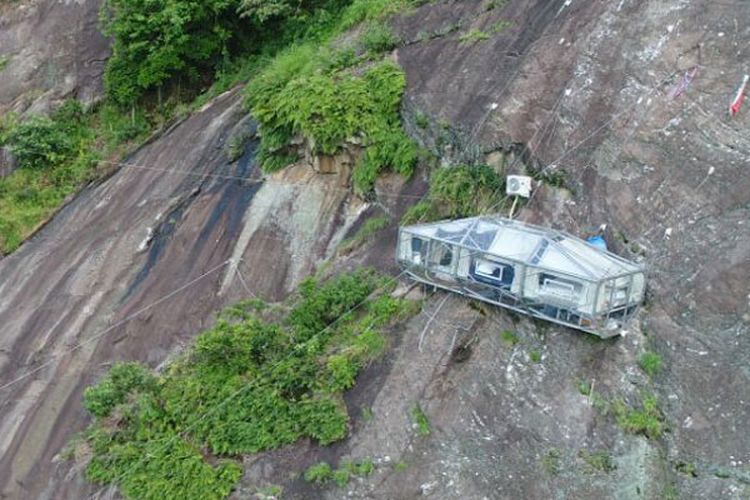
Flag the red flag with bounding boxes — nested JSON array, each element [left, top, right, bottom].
[[730, 74, 749, 116]]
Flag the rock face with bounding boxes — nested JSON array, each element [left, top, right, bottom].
[[0, 0, 109, 115], [1, 0, 750, 499]]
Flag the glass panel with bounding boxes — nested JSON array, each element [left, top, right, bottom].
[[429, 242, 454, 268], [410, 237, 427, 265]]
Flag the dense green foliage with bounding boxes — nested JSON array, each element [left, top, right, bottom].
[[402, 164, 505, 224], [100, 0, 245, 105], [243, 0, 420, 192], [83, 362, 158, 418], [101, 0, 417, 107], [247, 55, 417, 192], [98, 0, 419, 196], [6, 115, 75, 170], [81, 270, 416, 499]]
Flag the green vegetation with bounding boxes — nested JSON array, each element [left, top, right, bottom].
[[0, 101, 148, 254], [100, 0, 259, 106], [255, 485, 283, 499], [402, 164, 505, 224], [304, 462, 334, 483], [2, 0, 420, 255], [489, 20, 512, 34], [484, 0, 508, 10], [242, 0, 421, 192], [5, 114, 76, 170], [411, 403, 431, 436], [661, 483, 680, 500], [612, 393, 665, 439], [339, 214, 390, 254], [638, 351, 663, 378], [83, 362, 157, 418], [577, 380, 592, 396], [541, 448, 561, 476], [458, 28, 490, 45], [360, 23, 400, 54], [675, 461, 697, 477], [361, 406, 374, 422], [500, 330, 519, 346], [247, 56, 417, 192], [393, 460, 408, 472], [415, 112, 430, 129], [304, 458, 374, 486], [529, 350, 542, 363], [579, 450, 616, 473], [0, 55, 10, 71], [80, 270, 416, 499]]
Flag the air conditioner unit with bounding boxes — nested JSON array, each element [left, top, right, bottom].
[[506, 175, 532, 198]]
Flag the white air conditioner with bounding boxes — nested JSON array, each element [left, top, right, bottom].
[[506, 175, 532, 198]]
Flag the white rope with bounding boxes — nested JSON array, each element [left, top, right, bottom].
[[0, 260, 232, 393], [418, 294, 450, 353]]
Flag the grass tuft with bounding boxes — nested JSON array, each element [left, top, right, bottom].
[[500, 330, 519, 346], [411, 403, 431, 436], [579, 450, 616, 473], [613, 393, 665, 439], [638, 351, 662, 378]]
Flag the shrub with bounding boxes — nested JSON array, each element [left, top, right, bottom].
[[6, 116, 75, 170], [326, 354, 360, 391], [304, 458, 374, 487], [675, 461, 697, 477], [577, 380, 592, 396], [332, 468, 350, 486], [83, 362, 157, 418], [430, 164, 503, 216], [339, 0, 415, 29]]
